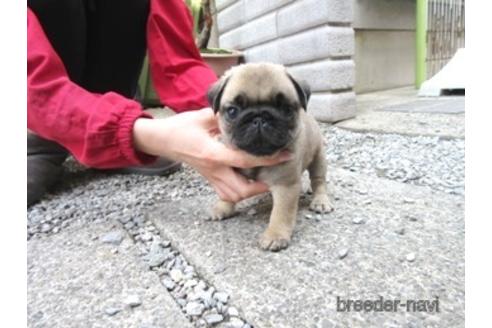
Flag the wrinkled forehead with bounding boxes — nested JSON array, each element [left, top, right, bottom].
[[221, 65, 298, 105]]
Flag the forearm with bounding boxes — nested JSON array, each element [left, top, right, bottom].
[[132, 117, 172, 158]]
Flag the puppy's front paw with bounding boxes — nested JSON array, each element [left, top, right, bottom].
[[258, 229, 291, 252], [309, 194, 334, 213], [209, 200, 235, 221]]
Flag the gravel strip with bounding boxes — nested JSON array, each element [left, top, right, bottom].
[[120, 213, 249, 327], [323, 126, 464, 195]]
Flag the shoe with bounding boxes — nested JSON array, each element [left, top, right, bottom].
[[108, 157, 182, 176], [27, 132, 68, 207]]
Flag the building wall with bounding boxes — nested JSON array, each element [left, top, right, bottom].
[[353, 0, 416, 93], [214, 0, 356, 123]]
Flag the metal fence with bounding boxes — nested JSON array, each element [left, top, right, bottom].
[[426, 0, 465, 78]]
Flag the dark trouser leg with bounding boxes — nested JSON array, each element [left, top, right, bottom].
[[28, 0, 149, 96], [28, 0, 87, 84], [27, 0, 86, 206], [83, 0, 150, 98], [81, 0, 180, 175], [27, 0, 175, 206]]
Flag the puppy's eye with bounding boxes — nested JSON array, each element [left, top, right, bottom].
[[226, 106, 239, 119], [283, 105, 295, 116]]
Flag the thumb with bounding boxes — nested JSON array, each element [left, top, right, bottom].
[[197, 107, 219, 128]]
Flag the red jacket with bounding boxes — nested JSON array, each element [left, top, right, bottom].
[[27, 0, 217, 168]]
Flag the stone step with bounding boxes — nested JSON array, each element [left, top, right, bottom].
[[336, 87, 465, 139]]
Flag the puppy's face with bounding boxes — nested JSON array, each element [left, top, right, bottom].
[[208, 63, 311, 156]]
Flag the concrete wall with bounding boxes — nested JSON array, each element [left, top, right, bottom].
[[353, 0, 416, 93], [214, 0, 356, 123]]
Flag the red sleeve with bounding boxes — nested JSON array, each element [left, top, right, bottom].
[[147, 0, 217, 113], [27, 8, 156, 169]]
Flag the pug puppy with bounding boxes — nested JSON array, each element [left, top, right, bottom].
[[207, 63, 334, 251]]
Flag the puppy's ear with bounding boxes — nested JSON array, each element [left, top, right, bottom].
[[287, 73, 311, 111], [207, 76, 230, 113]]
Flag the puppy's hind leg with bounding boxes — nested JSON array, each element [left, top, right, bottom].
[[209, 200, 236, 221], [308, 147, 334, 213]]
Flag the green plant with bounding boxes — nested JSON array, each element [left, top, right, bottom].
[[185, 0, 213, 50]]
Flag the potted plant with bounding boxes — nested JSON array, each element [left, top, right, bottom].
[[138, 0, 242, 106], [187, 0, 243, 77]]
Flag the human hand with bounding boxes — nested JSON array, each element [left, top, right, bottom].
[[133, 108, 292, 202]]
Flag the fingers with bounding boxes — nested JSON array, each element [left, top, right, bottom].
[[216, 168, 269, 202], [240, 180, 270, 199], [213, 182, 235, 202]]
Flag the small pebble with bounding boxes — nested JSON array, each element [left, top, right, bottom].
[[407, 214, 418, 222], [104, 307, 122, 316], [170, 269, 183, 282], [304, 214, 313, 220], [214, 263, 226, 274], [406, 253, 416, 262], [214, 292, 229, 304], [203, 294, 216, 308], [162, 277, 176, 290], [140, 232, 153, 242], [338, 248, 349, 259], [206, 251, 212, 257], [187, 291, 201, 301], [195, 319, 207, 328], [352, 217, 365, 224], [195, 280, 207, 292], [166, 258, 176, 270], [216, 302, 225, 314], [396, 228, 406, 235], [184, 279, 198, 289], [185, 301, 205, 316], [118, 216, 132, 224], [204, 313, 224, 325], [228, 306, 239, 317], [225, 318, 245, 328], [41, 224, 51, 233], [124, 295, 142, 307], [247, 208, 257, 216], [176, 298, 186, 307], [100, 230, 124, 245]]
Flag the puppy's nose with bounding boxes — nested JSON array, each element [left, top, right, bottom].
[[252, 117, 264, 127]]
